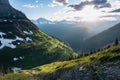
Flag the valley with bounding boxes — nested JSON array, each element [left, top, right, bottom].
[[0, 0, 120, 80]]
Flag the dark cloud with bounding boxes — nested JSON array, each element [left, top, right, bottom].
[[111, 9, 120, 13], [95, 3, 111, 9], [53, 0, 68, 5], [94, 0, 107, 4], [69, 0, 111, 10], [69, 1, 93, 10]]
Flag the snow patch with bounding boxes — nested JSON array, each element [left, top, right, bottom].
[[26, 37, 32, 42], [0, 38, 16, 49], [16, 36, 24, 41], [13, 56, 24, 61], [3, 20, 7, 22], [23, 31, 33, 35], [13, 58, 18, 61], [17, 43, 20, 45], [0, 32, 6, 35], [11, 67, 22, 72], [19, 56, 24, 59], [30, 31, 33, 34], [0, 32, 33, 49], [0, 32, 24, 49]]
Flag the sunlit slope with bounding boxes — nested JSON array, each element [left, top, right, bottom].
[[0, 0, 77, 69], [21, 45, 120, 80]]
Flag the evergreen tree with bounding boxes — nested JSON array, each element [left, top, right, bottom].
[[114, 38, 119, 46]]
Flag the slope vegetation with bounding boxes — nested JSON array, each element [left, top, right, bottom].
[[21, 44, 120, 80], [0, 0, 77, 70]]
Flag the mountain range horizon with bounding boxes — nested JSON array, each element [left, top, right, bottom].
[[0, 0, 120, 80]]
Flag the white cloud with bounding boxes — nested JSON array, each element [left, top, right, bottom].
[[35, 0, 39, 3], [48, 3, 56, 7], [22, 4, 39, 8], [49, 1, 120, 22]]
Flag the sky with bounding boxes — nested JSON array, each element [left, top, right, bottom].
[[9, 0, 120, 22]]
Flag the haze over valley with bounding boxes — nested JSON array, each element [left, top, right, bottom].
[[0, 0, 120, 80]]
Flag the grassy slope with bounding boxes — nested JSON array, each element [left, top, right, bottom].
[[21, 45, 120, 74], [1, 44, 120, 80], [0, 73, 38, 80], [0, 21, 77, 69]]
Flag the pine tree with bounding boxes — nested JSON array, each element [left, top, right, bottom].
[[114, 38, 119, 46]]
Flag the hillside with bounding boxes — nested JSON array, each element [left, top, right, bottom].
[[15, 44, 120, 80], [82, 23, 120, 52], [0, 0, 77, 70], [33, 18, 119, 52]]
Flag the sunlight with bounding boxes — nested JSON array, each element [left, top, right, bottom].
[[80, 5, 100, 22]]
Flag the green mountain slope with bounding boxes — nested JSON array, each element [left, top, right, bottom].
[[21, 44, 120, 80], [0, 0, 77, 69], [83, 23, 120, 52]]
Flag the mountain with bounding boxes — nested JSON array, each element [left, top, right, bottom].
[[32, 18, 55, 25], [0, 0, 77, 70], [82, 23, 120, 52], [32, 18, 77, 25], [17, 44, 120, 80], [32, 18, 119, 52]]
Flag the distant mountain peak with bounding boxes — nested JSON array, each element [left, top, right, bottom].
[[36, 18, 55, 24]]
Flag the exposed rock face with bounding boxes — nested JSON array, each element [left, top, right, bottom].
[[0, 0, 26, 19], [39, 62, 120, 80]]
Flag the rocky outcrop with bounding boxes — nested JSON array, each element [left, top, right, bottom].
[[39, 62, 120, 80]]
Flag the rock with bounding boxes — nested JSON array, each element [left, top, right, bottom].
[[38, 62, 120, 80]]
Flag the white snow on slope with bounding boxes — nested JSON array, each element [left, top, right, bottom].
[[23, 31, 33, 35], [13, 56, 24, 61], [13, 58, 18, 61], [19, 56, 24, 59], [26, 37, 32, 42], [0, 32, 33, 49], [11, 67, 22, 72], [0, 32, 6, 35], [16, 36, 24, 41], [0, 32, 24, 49]]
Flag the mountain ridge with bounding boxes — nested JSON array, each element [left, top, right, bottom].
[[82, 22, 120, 52], [32, 17, 120, 52], [0, 0, 77, 70]]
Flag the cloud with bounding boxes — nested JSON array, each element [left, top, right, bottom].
[[22, 4, 39, 9], [69, 0, 111, 10], [48, 0, 120, 22], [48, 3, 56, 7], [53, 0, 68, 6], [35, 0, 39, 3]]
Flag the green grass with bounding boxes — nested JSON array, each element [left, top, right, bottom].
[[0, 28, 77, 69], [0, 73, 38, 80], [1, 44, 120, 80], [21, 45, 120, 75]]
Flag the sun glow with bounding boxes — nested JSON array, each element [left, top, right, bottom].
[[80, 5, 101, 22]]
